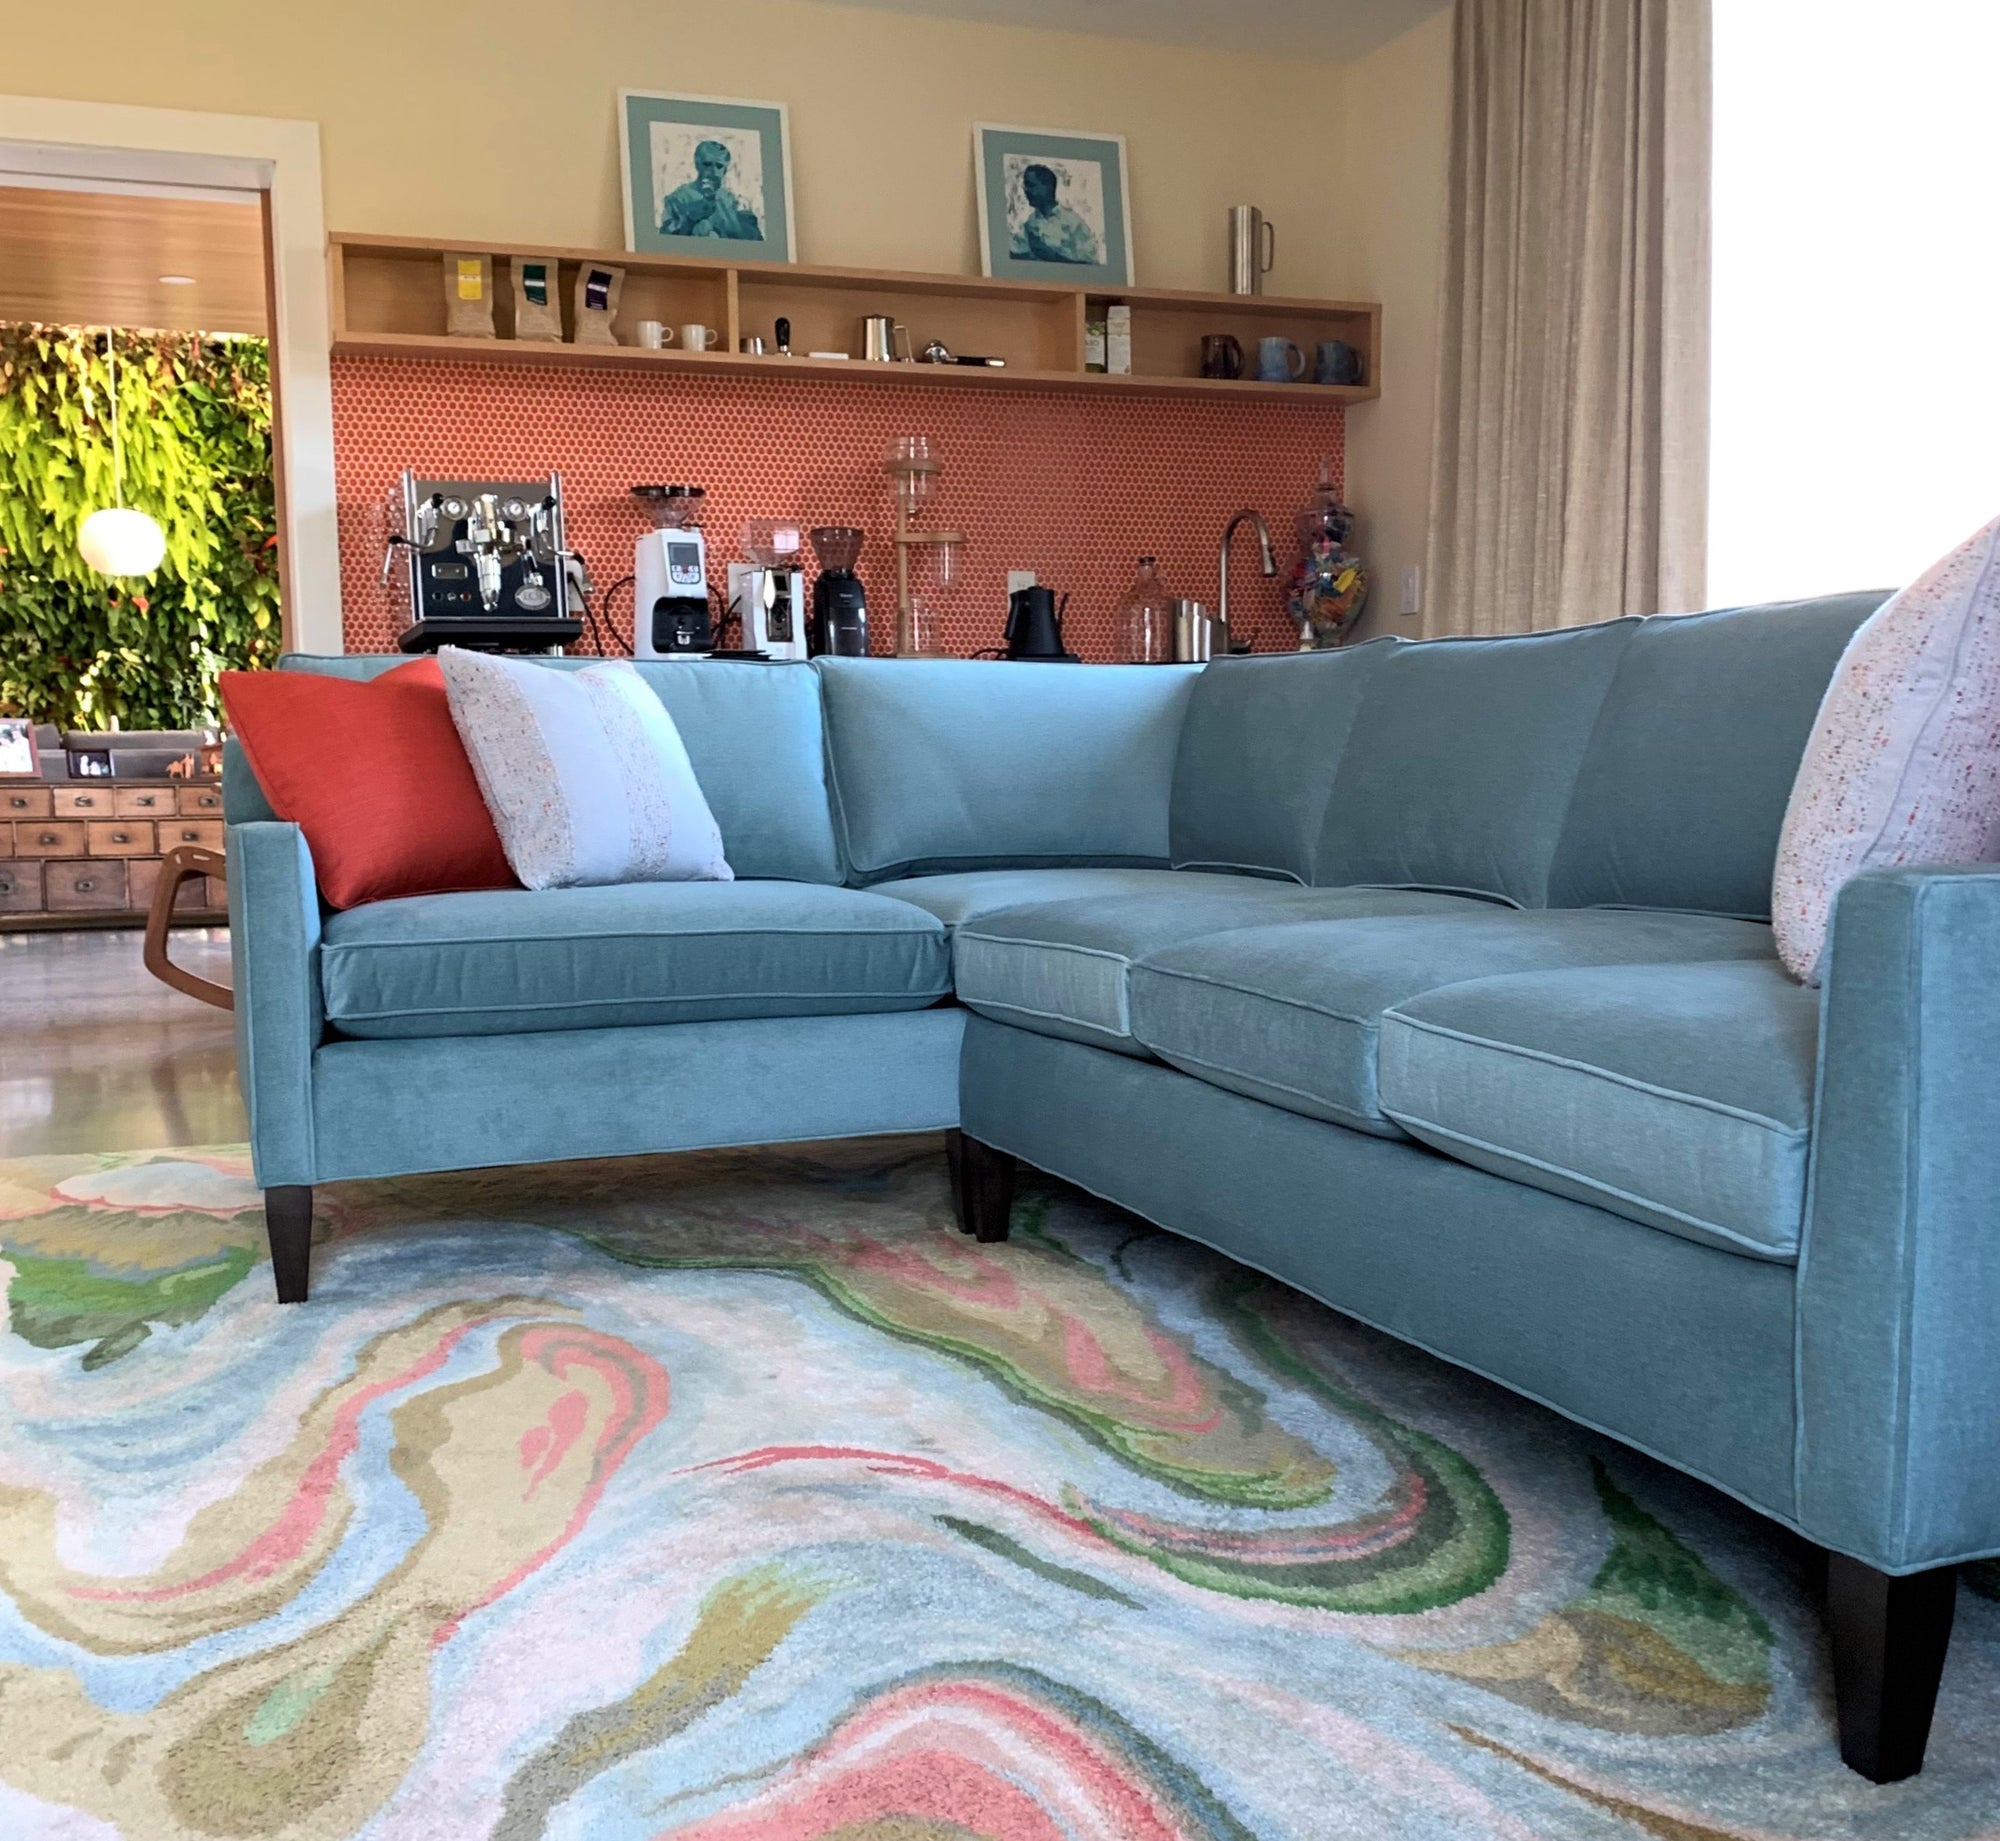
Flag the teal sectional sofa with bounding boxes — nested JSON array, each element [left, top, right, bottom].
[[228, 590, 1991, 1782]]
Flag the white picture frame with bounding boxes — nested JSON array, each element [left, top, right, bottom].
[[618, 89, 798, 264], [973, 122, 1134, 287]]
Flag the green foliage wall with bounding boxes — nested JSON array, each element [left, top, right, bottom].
[[0, 325, 278, 731]]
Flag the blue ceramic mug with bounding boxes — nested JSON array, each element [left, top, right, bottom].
[[1313, 339, 1363, 386], [1256, 336, 1306, 383]]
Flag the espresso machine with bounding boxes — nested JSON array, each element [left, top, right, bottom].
[[727, 521, 809, 661], [384, 470, 585, 652], [808, 526, 869, 656], [632, 485, 714, 657]]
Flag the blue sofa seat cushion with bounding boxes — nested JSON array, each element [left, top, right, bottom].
[[1126, 909, 1778, 1135], [1378, 960, 1818, 1259], [954, 887, 1492, 1054], [869, 866, 1274, 930], [320, 880, 951, 1039]]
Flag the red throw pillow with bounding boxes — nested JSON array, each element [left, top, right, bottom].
[[219, 658, 517, 908]]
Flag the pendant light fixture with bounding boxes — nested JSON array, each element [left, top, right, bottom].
[[77, 333, 167, 579]]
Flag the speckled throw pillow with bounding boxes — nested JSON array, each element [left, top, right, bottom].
[[1773, 515, 2000, 984], [438, 650, 732, 890]]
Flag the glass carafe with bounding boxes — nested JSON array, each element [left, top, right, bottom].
[[1115, 556, 1173, 662]]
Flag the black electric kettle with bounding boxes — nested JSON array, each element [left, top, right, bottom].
[[1003, 585, 1079, 661]]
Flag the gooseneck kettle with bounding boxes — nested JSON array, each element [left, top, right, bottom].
[[1003, 584, 1078, 661]]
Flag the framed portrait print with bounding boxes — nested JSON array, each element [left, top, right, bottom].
[[619, 90, 797, 264], [974, 124, 1133, 287]]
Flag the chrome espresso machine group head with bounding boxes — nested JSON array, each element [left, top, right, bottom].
[[383, 469, 586, 652]]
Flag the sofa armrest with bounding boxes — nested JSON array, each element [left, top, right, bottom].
[[227, 821, 323, 1188], [1798, 863, 2000, 1569]]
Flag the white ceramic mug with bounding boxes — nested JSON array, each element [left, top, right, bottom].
[[679, 323, 720, 353], [635, 320, 666, 349]]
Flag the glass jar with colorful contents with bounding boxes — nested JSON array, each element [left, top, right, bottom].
[[1286, 461, 1369, 649]]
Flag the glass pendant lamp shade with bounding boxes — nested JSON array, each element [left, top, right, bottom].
[[79, 505, 167, 577], [77, 332, 167, 580]]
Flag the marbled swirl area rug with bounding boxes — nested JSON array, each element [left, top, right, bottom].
[[2, 1139, 1998, 1840]]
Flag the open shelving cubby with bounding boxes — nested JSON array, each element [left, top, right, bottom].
[[329, 232, 1380, 405]]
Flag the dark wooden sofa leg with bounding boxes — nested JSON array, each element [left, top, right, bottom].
[[1827, 1552, 1957, 1782], [266, 1185, 315, 1303], [945, 1130, 1016, 1243]]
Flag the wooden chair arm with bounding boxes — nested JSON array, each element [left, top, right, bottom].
[[142, 845, 233, 1010]]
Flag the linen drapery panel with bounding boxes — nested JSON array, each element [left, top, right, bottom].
[[1427, 0, 1711, 634]]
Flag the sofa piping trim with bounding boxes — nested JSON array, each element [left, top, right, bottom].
[[1140, 1042, 1399, 1136], [1380, 1010, 1811, 1137], [1381, 1107, 1802, 1261]]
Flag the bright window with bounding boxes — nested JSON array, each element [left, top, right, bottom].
[[1708, 2, 2000, 606]]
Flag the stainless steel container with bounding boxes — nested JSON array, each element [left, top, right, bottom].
[[1226, 205, 1276, 295], [1172, 598, 1215, 662], [861, 316, 911, 362]]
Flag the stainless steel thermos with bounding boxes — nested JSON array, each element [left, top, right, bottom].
[[1227, 206, 1276, 296]]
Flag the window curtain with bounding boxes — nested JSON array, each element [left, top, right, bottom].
[[1426, 0, 1712, 633]]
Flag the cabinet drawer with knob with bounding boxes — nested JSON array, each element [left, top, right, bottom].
[[87, 820, 156, 857], [162, 819, 225, 851], [3, 788, 54, 819], [115, 787, 176, 817], [0, 862, 44, 911], [128, 856, 223, 915], [53, 786, 114, 817], [44, 859, 127, 911], [178, 786, 225, 816], [15, 821, 87, 857]]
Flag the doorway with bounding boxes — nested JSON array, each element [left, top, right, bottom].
[[0, 176, 276, 734], [0, 94, 339, 653]]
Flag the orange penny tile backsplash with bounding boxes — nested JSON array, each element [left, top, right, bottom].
[[331, 356, 1347, 660]]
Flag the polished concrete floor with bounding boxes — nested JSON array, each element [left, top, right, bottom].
[[0, 927, 245, 1158]]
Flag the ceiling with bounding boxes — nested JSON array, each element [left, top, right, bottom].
[[0, 184, 267, 336], [835, 0, 1446, 58]]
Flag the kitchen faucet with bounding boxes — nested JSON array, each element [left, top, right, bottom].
[[1218, 508, 1277, 651]]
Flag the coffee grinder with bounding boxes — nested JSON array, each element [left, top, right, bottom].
[[632, 486, 714, 657], [808, 526, 869, 656], [727, 521, 809, 661]]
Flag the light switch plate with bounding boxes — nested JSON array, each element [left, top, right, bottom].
[[1400, 565, 1422, 616], [1006, 569, 1038, 594]]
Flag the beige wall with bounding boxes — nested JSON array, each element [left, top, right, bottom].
[[3, 0, 1359, 295], [5, 0, 1455, 615], [1329, 7, 1452, 637]]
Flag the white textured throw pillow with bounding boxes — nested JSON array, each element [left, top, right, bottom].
[[1773, 515, 2000, 984], [438, 650, 732, 890]]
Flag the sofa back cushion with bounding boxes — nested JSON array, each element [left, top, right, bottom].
[[263, 656, 842, 883], [1548, 592, 1889, 919], [817, 658, 1198, 882], [1169, 639, 1396, 882], [1313, 618, 1638, 905]]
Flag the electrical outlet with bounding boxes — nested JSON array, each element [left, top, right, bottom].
[[1400, 565, 1422, 616], [1006, 569, 1038, 594]]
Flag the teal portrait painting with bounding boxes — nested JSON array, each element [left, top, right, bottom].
[[620, 90, 797, 263], [976, 123, 1133, 286]]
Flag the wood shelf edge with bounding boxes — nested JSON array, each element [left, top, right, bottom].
[[328, 331, 1373, 402], [328, 230, 1382, 320]]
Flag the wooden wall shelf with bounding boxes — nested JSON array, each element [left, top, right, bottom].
[[329, 233, 1380, 405]]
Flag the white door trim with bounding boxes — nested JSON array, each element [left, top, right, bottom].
[[0, 96, 341, 653]]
